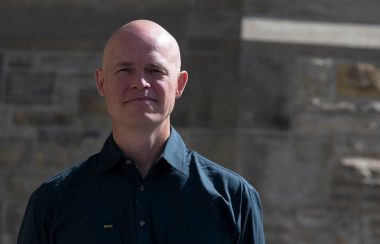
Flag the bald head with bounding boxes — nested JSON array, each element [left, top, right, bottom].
[[102, 20, 182, 72], [95, 19, 189, 134]]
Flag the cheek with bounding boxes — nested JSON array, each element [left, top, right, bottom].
[[105, 78, 129, 95], [154, 82, 177, 100]]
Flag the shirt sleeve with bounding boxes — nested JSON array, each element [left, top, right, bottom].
[[239, 188, 265, 244], [17, 185, 53, 244]]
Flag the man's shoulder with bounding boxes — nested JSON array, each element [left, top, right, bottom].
[[188, 150, 256, 194], [33, 153, 99, 196]]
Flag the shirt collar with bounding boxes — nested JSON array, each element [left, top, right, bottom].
[[96, 127, 189, 175], [97, 133, 125, 174], [159, 127, 188, 175]]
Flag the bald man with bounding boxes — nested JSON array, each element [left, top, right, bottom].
[[17, 20, 265, 244]]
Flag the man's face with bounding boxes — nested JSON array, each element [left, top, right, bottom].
[[96, 30, 187, 130]]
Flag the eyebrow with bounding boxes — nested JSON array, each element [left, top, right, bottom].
[[113, 61, 170, 75], [114, 61, 133, 67]]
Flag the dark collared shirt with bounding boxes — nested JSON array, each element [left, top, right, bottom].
[[17, 128, 265, 244]]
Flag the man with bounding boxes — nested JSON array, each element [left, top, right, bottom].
[[17, 20, 265, 244]]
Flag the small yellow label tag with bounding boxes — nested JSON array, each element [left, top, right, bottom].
[[103, 224, 113, 229]]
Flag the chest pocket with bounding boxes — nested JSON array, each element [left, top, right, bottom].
[[55, 224, 121, 244], [167, 224, 231, 244]]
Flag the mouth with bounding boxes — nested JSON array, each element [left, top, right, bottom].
[[125, 97, 157, 103]]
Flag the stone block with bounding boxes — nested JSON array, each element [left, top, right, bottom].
[[4, 71, 56, 105], [0, 105, 12, 129], [262, 208, 295, 244], [5, 172, 42, 200], [171, 99, 190, 127], [294, 58, 336, 106], [178, 128, 238, 171], [238, 54, 297, 129], [39, 52, 101, 75], [0, 3, 191, 50], [187, 11, 241, 42], [330, 156, 380, 214], [13, 110, 74, 126], [295, 111, 380, 136], [55, 73, 97, 114], [291, 58, 380, 133], [192, 0, 241, 12], [362, 185, 380, 209], [333, 132, 380, 158], [294, 209, 336, 243], [6, 52, 37, 71], [76, 86, 111, 131], [0, 136, 34, 170], [0, 51, 3, 76], [2, 201, 26, 244], [243, 0, 380, 23], [78, 112, 111, 132], [186, 51, 239, 95], [79, 87, 106, 114], [0, 196, 2, 244], [31, 142, 74, 172], [369, 217, 380, 242], [179, 51, 239, 127], [337, 62, 380, 98], [237, 130, 333, 208], [186, 0, 241, 51], [340, 157, 380, 185], [0, 53, 3, 102], [32, 128, 106, 171], [37, 127, 85, 147], [330, 215, 363, 244]]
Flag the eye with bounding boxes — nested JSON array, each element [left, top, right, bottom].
[[148, 68, 164, 74], [116, 67, 134, 74]]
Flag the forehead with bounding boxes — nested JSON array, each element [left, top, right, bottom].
[[104, 30, 177, 68]]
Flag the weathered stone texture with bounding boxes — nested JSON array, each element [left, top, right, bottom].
[[179, 128, 238, 171], [243, 0, 380, 23], [0, 50, 110, 244], [238, 54, 296, 129], [0, 136, 34, 170], [4, 72, 56, 105], [0, 2, 191, 50], [327, 156, 380, 244], [178, 51, 239, 127], [239, 20, 380, 242], [337, 63, 380, 97]]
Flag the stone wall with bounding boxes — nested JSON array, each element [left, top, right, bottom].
[[1, 0, 380, 244], [0, 50, 108, 243], [240, 0, 380, 243]]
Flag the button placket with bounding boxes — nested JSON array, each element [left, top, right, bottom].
[[136, 184, 148, 216], [135, 183, 150, 243]]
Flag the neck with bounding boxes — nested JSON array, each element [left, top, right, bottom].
[[112, 122, 171, 178]]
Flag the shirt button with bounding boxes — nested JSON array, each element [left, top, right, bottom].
[[139, 220, 146, 227], [125, 159, 133, 165], [140, 185, 146, 192]]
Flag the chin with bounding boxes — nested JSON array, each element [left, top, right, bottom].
[[127, 115, 166, 127]]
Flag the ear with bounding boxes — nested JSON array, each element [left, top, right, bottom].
[[95, 69, 106, 97], [175, 70, 188, 98]]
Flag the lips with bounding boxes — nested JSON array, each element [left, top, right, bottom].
[[125, 96, 156, 103]]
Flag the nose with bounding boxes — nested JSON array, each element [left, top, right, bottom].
[[132, 73, 151, 90]]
